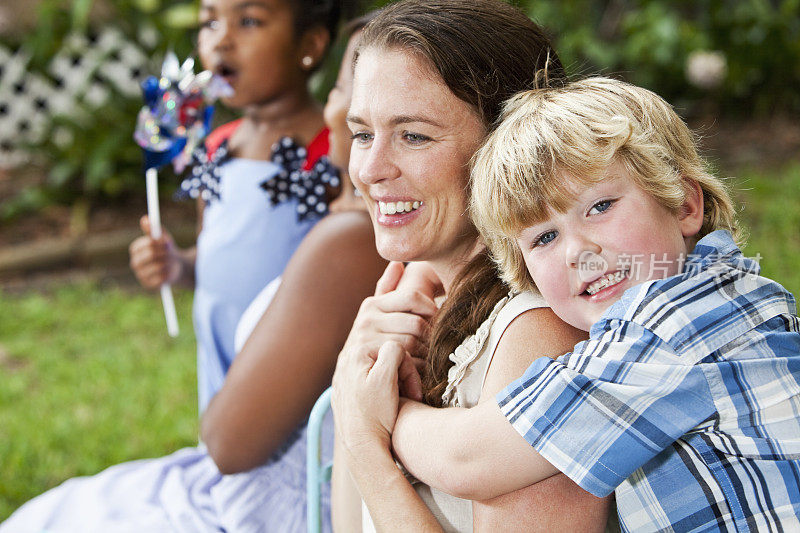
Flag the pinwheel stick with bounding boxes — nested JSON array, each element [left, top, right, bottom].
[[146, 167, 180, 337]]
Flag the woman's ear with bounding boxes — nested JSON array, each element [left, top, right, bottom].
[[679, 179, 704, 238], [299, 26, 331, 71]]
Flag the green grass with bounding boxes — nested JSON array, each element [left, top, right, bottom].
[[0, 160, 797, 523], [730, 160, 800, 296], [0, 283, 197, 520]]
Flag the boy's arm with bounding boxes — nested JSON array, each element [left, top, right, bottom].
[[391, 304, 586, 502], [472, 307, 610, 531], [396, 318, 720, 502], [392, 399, 559, 501]]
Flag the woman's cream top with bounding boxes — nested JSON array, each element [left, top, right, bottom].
[[362, 291, 547, 533]]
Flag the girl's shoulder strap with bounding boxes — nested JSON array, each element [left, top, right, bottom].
[[205, 119, 244, 157], [301, 127, 330, 171]]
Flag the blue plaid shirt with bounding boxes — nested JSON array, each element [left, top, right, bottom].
[[498, 231, 800, 532]]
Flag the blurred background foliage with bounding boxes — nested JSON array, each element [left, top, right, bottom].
[[0, 0, 798, 221], [522, 0, 800, 116], [0, 0, 199, 221]]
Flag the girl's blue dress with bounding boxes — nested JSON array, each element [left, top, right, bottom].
[[194, 155, 315, 412]]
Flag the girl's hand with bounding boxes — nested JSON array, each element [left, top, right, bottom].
[[342, 262, 442, 359], [332, 341, 420, 454], [129, 215, 182, 289]]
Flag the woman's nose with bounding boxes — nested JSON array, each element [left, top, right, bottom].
[[354, 138, 400, 185]]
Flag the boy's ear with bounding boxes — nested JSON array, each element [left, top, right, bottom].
[[299, 25, 330, 71], [679, 179, 704, 238]]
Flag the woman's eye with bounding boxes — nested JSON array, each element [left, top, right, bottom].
[[533, 230, 557, 248], [350, 131, 373, 144], [402, 132, 431, 145], [588, 199, 613, 215], [200, 19, 219, 30]]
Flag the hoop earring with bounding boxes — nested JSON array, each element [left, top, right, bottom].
[[302, 56, 313, 68]]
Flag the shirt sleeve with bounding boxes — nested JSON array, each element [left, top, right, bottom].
[[497, 319, 717, 497]]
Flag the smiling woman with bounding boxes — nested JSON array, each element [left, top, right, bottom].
[[330, 1, 614, 532]]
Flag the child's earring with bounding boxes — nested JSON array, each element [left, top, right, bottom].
[[302, 56, 314, 69]]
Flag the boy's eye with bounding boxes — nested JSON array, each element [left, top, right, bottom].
[[588, 199, 614, 215], [533, 230, 558, 248]]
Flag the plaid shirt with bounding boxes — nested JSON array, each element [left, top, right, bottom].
[[498, 231, 800, 532]]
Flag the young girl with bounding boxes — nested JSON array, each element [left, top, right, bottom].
[[129, 0, 342, 411], [0, 11, 387, 533], [351, 77, 800, 532]]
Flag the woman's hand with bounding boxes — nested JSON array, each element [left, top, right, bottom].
[[332, 340, 444, 533], [342, 261, 442, 359], [332, 341, 420, 454]]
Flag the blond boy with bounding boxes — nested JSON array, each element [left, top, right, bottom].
[[389, 78, 800, 532]]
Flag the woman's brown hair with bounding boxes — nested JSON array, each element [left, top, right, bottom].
[[357, 0, 566, 406]]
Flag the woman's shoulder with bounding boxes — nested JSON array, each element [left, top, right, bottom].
[[477, 300, 585, 401], [503, 291, 548, 318]]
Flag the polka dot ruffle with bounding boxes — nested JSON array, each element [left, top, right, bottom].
[[176, 140, 229, 202], [261, 138, 340, 220], [176, 136, 340, 221]]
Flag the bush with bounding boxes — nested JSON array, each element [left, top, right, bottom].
[[0, 0, 197, 220], [521, 0, 800, 115]]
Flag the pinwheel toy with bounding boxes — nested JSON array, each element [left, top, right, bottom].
[[134, 52, 231, 337]]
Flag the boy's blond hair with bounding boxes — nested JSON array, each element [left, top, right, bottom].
[[471, 77, 739, 294]]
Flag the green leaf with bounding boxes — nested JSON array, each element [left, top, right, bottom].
[[162, 3, 200, 29]]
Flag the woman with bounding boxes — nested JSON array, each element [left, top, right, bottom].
[[331, 1, 613, 531], [0, 20, 380, 533]]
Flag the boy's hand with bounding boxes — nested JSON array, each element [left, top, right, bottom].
[[129, 215, 182, 289]]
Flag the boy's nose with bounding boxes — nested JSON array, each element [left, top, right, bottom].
[[565, 233, 602, 269]]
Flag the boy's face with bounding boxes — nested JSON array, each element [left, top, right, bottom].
[[516, 163, 702, 331]]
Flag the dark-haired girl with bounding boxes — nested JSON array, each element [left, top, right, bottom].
[[1, 6, 386, 533]]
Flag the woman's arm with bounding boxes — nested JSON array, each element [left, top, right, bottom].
[[471, 308, 610, 531], [331, 434, 362, 532], [201, 211, 387, 474], [331, 261, 442, 532], [332, 342, 443, 532]]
